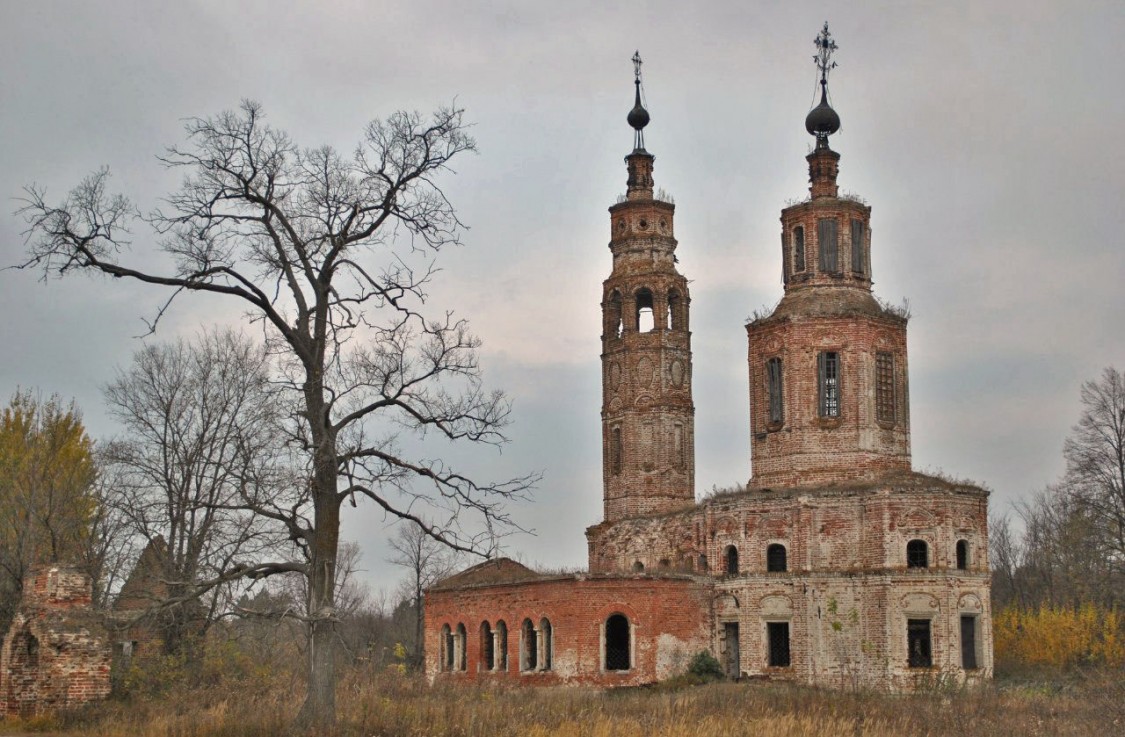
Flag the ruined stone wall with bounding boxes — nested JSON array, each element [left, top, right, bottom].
[[425, 575, 711, 686]]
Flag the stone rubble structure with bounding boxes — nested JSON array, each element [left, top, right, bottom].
[[427, 31, 993, 690], [0, 565, 112, 718]]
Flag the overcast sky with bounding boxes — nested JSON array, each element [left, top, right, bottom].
[[2, 1, 1123, 600]]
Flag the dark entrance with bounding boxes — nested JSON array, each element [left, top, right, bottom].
[[723, 622, 740, 678], [960, 615, 978, 669]]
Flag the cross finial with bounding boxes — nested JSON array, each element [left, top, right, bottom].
[[813, 22, 838, 89], [632, 51, 643, 84]]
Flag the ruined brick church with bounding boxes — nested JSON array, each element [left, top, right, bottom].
[[427, 30, 993, 690]]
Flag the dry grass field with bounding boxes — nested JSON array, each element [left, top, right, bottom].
[[2, 665, 1122, 737]]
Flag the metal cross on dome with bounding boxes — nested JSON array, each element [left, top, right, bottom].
[[814, 22, 838, 86], [632, 50, 643, 83]]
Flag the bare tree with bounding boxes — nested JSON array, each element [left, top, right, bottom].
[[102, 328, 286, 655], [18, 101, 534, 726], [388, 521, 461, 668]]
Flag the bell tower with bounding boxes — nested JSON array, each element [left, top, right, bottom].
[[601, 53, 695, 522], [747, 25, 912, 487]]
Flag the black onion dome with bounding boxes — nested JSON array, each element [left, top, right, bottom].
[[628, 84, 650, 131], [805, 89, 840, 137]]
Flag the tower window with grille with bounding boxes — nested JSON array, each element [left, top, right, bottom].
[[818, 218, 838, 273], [907, 619, 932, 668], [767, 543, 788, 572], [818, 351, 840, 418], [876, 352, 895, 423], [767, 357, 783, 425], [724, 545, 739, 575], [907, 539, 928, 569], [605, 614, 631, 671], [767, 622, 791, 667], [793, 226, 806, 273], [851, 219, 866, 274]]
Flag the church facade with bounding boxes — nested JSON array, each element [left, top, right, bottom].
[[425, 32, 993, 691]]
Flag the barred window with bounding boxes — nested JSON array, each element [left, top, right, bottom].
[[818, 218, 838, 273], [793, 226, 806, 273], [767, 622, 791, 667], [605, 614, 630, 671], [767, 543, 787, 572], [767, 357, 783, 424], [818, 351, 840, 418], [876, 352, 895, 423], [907, 539, 928, 569], [908, 619, 932, 668], [851, 219, 866, 274]]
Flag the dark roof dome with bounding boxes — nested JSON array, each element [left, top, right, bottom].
[[805, 91, 840, 137], [628, 85, 650, 131]]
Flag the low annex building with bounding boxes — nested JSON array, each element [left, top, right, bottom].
[[425, 29, 993, 690]]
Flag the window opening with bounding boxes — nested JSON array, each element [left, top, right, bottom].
[[520, 619, 537, 671], [632, 561, 644, 573], [956, 540, 969, 570], [876, 352, 895, 423], [767, 543, 788, 572], [636, 288, 655, 333], [724, 545, 739, 575], [907, 540, 928, 569], [723, 622, 740, 678], [658, 558, 671, 570], [673, 423, 685, 470], [606, 290, 623, 338], [818, 352, 840, 418], [480, 621, 494, 671], [960, 615, 978, 669], [668, 290, 685, 331], [539, 618, 553, 671], [610, 426, 623, 476], [767, 622, 791, 667], [793, 226, 806, 272], [767, 357, 783, 424], [605, 614, 631, 671], [818, 218, 838, 273], [907, 619, 932, 668], [456, 623, 467, 671], [441, 624, 453, 672], [851, 219, 866, 274], [698, 554, 708, 573], [495, 620, 508, 671]]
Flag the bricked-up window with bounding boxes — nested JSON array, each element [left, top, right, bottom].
[[539, 618, 553, 671], [605, 614, 631, 671], [698, 554, 708, 573], [961, 615, 979, 669], [480, 621, 494, 671], [456, 623, 467, 671], [818, 218, 838, 273], [907, 539, 928, 569], [876, 352, 895, 424], [907, 619, 932, 667], [673, 423, 686, 470], [610, 426, 623, 476], [520, 618, 537, 671], [793, 226, 806, 272], [956, 540, 969, 570], [851, 219, 866, 274], [818, 351, 840, 418], [767, 622, 791, 667], [767, 357, 783, 424], [495, 620, 508, 671], [635, 288, 655, 332], [441, 625, 453, 672], [767, 543, 787, 572], [724, 545, 739, 575]]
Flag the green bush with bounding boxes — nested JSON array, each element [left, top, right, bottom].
[[686, 650, 725, 681]]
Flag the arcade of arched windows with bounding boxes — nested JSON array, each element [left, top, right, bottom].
[[437, 616, 552, 675], [603, 285, 688, 337]]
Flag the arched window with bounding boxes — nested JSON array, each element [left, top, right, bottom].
[[793, 226, 806, 272], [632, 561, 645, 573], [851, 219, 866, 274], [698, 554, 708, 573], [539, 618, 553, 670], [818, 351, 840, 418], [441, 624, 453, 672], [767, 357, 784, 425], [635, 288, 655, 332], [956, 540, 969, 570], [605, 614, 631, 671], [767, 543, 787, 572], [658, 558, 671, 570], [605, 290, 623, 338], [480, 621, 494, 671], [495, 620, 508, 671], [724, 545, 739, 575], [520, 618, 537, 671], [818, 218, 839, 273], [668, 289, 687, 331], [456, 623, 467, 671], [907, 540, 928, 569]]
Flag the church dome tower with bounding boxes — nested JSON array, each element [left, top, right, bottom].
[[600, 53, 695, 521], [747, 25, 911, 487]]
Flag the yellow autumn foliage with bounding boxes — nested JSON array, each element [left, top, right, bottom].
[[994, 602, 1125, 668]]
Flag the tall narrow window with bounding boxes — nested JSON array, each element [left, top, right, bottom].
[[480, 621, 494, 671], [606, 290, 623, 339], [605, 614, 631, 671], [818, 352, 840, 418], [876, 352, 895, 423], [851, 219, 866, 274], [539, 618, 553, 671], [907, 539, 928, 569], [793, 226, 806, 272], [495, 620, 508, 671], [456, 623, 467, 671], [724, 545, 739, 575], [767, 357, 783, 424], [636, 288, 655, 332], [960, 616, 978, 669], [441, 625, 453, 672], [818, 218, 838, 273], [956, 540, 969, 570], [520, 619, 537, 672], [767, 622, 791, 667], [673, 423, 685, 470], [667, 290, 685, 331], [907, 619, 932, 668], [610, 426, 622, 475], [767, 543, 787, 572]]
